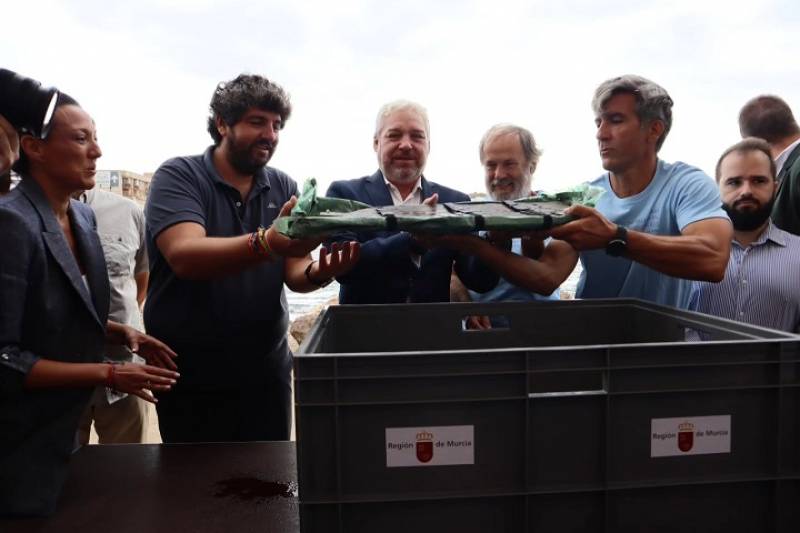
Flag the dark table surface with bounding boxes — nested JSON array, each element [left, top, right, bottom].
[[1, 442, 299, 533]]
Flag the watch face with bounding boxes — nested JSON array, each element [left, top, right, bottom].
[[606, 239, 626, 257], [606, 226, 628, 257]]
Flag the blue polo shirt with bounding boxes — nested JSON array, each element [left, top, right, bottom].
[[577, 160, 729, 309], [144, 147, 297, 349]]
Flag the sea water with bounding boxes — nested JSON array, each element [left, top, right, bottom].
[[285, 264, 582, 321]]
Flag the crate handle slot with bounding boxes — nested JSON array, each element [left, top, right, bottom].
[[529, 389, 608, 398], [460, 315, 511, 331]]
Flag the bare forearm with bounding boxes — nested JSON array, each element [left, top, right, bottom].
[[450, 272, 472, 302], [458, 237, 572, 295], [24, 359, 107, 389], [165, 234, 266, 280], [521, 237, 545, 259], [626, 229, 730, 281], [135, 272, 148, 306], [285, 241, 360, 292], [284, 257, 318, 292], [105, 320, 128, 345]]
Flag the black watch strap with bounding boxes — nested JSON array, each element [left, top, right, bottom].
[[605, 225, 628, 257], [305, 260, 333, 288]]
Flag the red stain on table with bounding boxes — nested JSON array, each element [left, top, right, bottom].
[[214, 477, 298, 502]]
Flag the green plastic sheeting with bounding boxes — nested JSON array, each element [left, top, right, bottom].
[[274, 179, 604, 239]]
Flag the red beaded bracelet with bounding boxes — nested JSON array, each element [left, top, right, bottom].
[[105, 363, 117, 390], [248, 227, 276, 260]]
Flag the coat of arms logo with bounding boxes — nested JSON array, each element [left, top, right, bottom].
[[416, 431, 434, 463], [678, 422, 695, 452]]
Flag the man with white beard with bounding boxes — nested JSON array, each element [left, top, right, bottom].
[[451, 124, 559, 329]]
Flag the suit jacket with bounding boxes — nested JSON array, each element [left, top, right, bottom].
[[773, 142, 800, 236], [325, 171, 498, 304], [0, 178, 110, 517]]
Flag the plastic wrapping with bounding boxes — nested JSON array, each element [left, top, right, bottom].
[[274, 178, 604, 239]]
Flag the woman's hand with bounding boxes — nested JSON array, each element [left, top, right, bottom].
[[122, 326, 178, 370], [109, 362, 179, 403]]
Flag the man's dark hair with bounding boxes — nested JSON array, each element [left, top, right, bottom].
[[13, 92, 80, 177], [206, 74, 292, 145], [715, 137, 777, 182], [738, 95, 800, 144]]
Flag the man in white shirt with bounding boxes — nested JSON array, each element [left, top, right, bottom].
[[739, 95, 800, 235], [77, 187, 151, 443]]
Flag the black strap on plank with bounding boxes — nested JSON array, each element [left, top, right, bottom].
[[383, 213, 398, 231]]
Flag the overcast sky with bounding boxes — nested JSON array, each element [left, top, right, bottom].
[[4, 0, 798, 195]]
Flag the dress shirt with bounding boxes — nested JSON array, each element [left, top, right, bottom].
[[383, 176, 423, 205], [383, 176, 423, 267], [692, 221, 800, 332]]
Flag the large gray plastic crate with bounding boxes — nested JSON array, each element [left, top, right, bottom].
[[294, 299, 800, 533]]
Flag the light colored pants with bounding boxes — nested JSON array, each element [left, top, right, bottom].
[[77, 391, 149, 445]]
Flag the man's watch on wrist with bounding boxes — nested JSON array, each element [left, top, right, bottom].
[[305, 260, 333, 288], [605, 225, 628, 257]]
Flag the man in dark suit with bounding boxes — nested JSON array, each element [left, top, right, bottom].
[[739, 95, 800, 235], [326, 100, 497, 304]]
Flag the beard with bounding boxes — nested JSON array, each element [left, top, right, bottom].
[[385, 166, 421, 183], [489, 174, 532, 201], [723, 197, 775, 231], [227, 132, 275, 175], [382, 159, 425, 187]]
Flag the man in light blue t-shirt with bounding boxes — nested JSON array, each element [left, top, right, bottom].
[[440, 75, 732, 309], [572, 159, 728, 308]]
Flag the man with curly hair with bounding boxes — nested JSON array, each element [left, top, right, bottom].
[[144, 74, 359, 442]]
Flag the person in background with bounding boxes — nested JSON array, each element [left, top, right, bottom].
[[450, 123, 559, 329], [325, 99, 497, 304], [691, 137, 800, 332], [0, 114, 19, 194], [76, 187, 152, 444], [0, 93, 178, 517], [738, 95, 800, 235], [144, 74, 359, 443]]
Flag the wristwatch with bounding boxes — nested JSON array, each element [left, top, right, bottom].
[[305, 260, 333, 288], [605, 225, 628, 257]]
